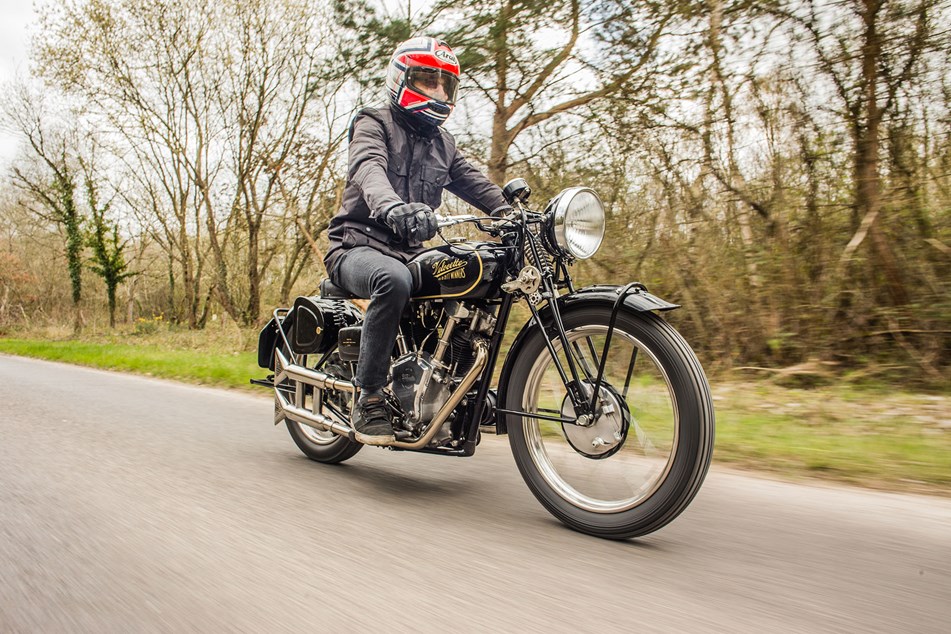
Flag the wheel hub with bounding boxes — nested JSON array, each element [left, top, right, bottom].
[[560, 381, 630, 459]]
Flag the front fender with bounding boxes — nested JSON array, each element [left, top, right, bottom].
[[495, 284, 678, 434]]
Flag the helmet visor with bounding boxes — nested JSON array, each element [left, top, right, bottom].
[[405, 66, 459, 104]]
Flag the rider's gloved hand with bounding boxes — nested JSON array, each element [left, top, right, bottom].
[[380, 202, 438, 246]]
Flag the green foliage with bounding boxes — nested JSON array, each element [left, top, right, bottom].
[[83, 174, 134, 328], [327, 0, 414, 88], [53, 172, 84, 307]]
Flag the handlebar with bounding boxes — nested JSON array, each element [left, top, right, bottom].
[[435, 210, 535, 232]]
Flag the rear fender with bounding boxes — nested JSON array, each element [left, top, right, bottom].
[[494, 284, 678, 434]]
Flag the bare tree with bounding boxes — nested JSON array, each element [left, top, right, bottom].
[[207, 0, 333, 324], [37, 0, 218, 327], [774, 0, 940, 306], [430, 0, 680, 183], [37, 0, 344, 326], [2, 83, 86, 332]]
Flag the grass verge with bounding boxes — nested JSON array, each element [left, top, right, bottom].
[[0, 337, 259, 388], [710, 383, 951, 495], [1, 331, 949, 496]]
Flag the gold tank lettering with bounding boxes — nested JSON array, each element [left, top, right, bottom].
[[432, 258, 468, 280]]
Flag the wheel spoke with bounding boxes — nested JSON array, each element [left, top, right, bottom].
[[569, 338, 598, 381], [583, 336, 601, 371], [621, 347, 638, 399]]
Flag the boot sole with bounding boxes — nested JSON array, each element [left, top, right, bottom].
[[353, 431, 396, 446]]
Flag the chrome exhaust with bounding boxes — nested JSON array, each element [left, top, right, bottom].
[[274, 349, 357, 394], [274, 387, 355, 439], [272, 340, 488, 448]]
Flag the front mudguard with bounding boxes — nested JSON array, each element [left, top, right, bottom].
[[495, 284, 679, 434]]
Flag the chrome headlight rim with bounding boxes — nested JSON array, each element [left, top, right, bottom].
[[548, 187, 605, 260]]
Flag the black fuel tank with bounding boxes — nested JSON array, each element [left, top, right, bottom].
[[407, 242, 509, 300]]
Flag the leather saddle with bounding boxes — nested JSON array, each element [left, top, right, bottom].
[[318, 278, 359, 300]]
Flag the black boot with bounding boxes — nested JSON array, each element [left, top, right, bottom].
[[352, 393, 395, 446]]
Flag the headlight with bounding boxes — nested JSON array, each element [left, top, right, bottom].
[[548, 187, 605, 260]]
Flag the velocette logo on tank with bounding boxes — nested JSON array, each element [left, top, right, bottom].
[[432, 258, 467, 281]]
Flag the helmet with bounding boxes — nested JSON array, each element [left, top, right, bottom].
[[385, 37, 460, 129]]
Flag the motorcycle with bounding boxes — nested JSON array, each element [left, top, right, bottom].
[[253, 179, 714, 539]]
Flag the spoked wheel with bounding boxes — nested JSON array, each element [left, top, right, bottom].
[[506, 306, 714, 539], [279, 349, 362, 464]]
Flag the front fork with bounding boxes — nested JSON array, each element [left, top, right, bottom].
[[527, 282, 648, 421], [493, 245, 649, 433], [459, 248, 596, 452], [462, 278, 596, 454]]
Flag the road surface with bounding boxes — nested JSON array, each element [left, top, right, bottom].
[[1, 354, 948, 632]]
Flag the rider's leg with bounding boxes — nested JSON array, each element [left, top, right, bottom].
[[331, 247, 413, 443]]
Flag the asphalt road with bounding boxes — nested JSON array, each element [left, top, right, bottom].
[[1, 354, 949, 633]]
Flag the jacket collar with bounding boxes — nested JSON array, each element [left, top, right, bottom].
[[389, 103, 439, 139]]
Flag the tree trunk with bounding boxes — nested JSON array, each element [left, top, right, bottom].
[[181, 220, 198, 329], [107, 285, 117, 328], [489, 110, 511, 185], [488, 1, 513, 185], [245, 221, 260, 326], [850, 0, 909, 305]]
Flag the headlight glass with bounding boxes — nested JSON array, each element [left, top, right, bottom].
[[551, 187, 605, 260]]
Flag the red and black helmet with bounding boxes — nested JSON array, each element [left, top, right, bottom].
[[386, 37, 460, 128]]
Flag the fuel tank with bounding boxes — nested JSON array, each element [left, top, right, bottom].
[[407, 242, 509, 300]]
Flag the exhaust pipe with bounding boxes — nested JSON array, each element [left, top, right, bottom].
[[272, 340, 488, 449], [274, 386, 355, 440], [274, 348, 357, 394]]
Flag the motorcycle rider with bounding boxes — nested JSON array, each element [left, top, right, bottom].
[[324, 37, 512, 445]]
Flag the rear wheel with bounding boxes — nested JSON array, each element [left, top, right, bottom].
[[506, 306, 714, 539], [279, 349, 362, 464]]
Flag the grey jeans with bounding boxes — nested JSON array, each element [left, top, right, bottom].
[[331, 247, 413, 389]]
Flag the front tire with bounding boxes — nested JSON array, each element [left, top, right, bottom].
[[506, 306, 714, 539]]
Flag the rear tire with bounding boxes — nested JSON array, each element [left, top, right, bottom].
[[506, 306, 714, 539], [278, 349, 362, 464]]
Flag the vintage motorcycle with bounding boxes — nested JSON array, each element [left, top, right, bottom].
[[253, 179, 714, 540]]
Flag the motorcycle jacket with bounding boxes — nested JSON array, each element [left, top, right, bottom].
[[324, 104, 511, 275]]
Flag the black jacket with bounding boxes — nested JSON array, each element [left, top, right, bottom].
[[324, 105, 511, 275]]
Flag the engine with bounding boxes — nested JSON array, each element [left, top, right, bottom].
[[391, 352, 450, 432], [389, 300, 498, 445]]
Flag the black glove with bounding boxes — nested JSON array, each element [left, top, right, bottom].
[[380, 202, 438, 246]]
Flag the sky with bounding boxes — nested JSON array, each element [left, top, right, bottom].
[[0, 2, 43, 168]]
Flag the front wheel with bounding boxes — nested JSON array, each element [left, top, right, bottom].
[[506, 306, 714, 539]]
